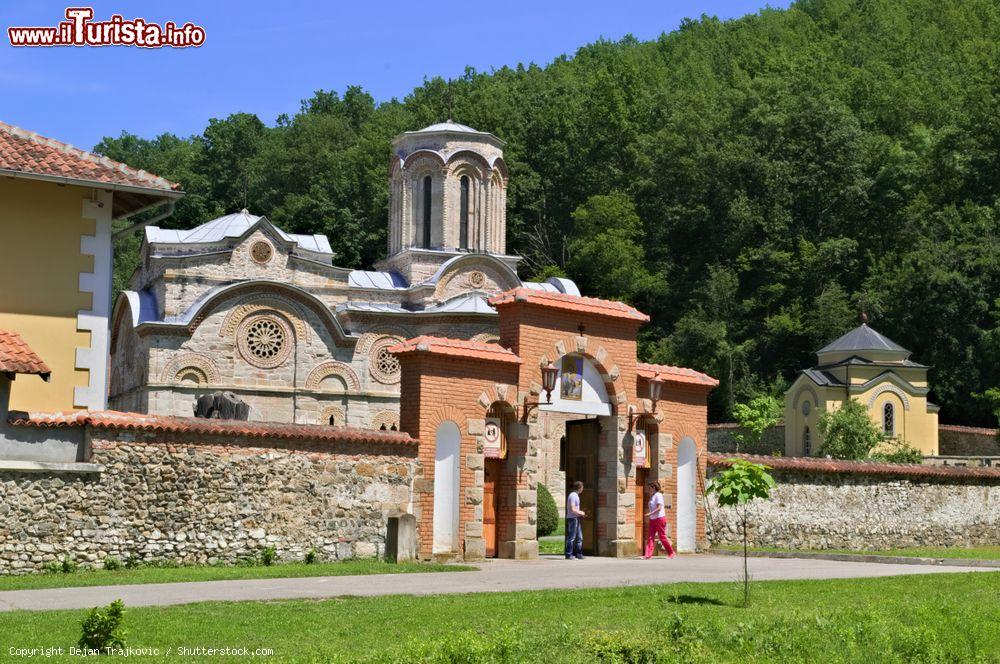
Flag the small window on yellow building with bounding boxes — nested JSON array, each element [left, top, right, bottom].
[[883, 402, 895, 437]]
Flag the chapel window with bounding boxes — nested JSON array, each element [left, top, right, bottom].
[[883, 402, 895, 437], [422, 176, 432, 248], [459, 176, 470, 249], [802, 427, 811, 456]]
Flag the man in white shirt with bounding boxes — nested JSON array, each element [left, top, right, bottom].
[[565, 480, 586, 560]]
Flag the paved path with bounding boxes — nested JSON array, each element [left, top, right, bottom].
[[0, 554, 991, 612]]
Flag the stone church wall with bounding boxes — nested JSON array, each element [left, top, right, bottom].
[[706, 455, 1000, 551], [0, 427, 418, 574]]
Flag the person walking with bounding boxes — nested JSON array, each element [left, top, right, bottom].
[[643, 481, 676, 559], [565, 480, 586, 560]]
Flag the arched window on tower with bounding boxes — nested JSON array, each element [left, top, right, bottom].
[[883, 402, 895, 437], [459, 176, 470, 249], [802, 427, 811, 456], [421, 175, 432, 248]]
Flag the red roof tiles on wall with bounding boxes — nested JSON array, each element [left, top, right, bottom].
[[0, 330, 51, 378], [637, 362, 718, 388], [488, 287, 650, 323], [0, 121, 180, 193], [708, 452, 1000, 480], [389, 335, 523, 364], [8, 410, 416, 446]]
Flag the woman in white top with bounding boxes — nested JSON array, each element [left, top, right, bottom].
[[643, 481, 676, 559]]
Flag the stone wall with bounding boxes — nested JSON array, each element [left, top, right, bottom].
[[707, 422, 785, 455], [0, 423, 418, 574], [939, 424, 1000, 456], [706, 454, 1000, 550]]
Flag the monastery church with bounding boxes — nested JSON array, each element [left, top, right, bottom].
[[110, 121, 580, 431]]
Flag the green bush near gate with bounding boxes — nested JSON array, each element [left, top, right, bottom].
[[537, 484, 559, 537]]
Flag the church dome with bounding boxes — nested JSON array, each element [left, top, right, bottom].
[[415, 120, 481, 134]]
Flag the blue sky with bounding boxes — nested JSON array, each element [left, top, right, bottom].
[[1, 1, 788, 150]]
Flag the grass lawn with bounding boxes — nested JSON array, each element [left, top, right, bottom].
[[715, 545, 1000, 560], [1, 572, 996, 662], [0, 560, 469, 592]]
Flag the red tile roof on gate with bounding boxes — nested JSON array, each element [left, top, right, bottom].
[[0, 121, 181, 193], [488, 287, 649, 323], [7, 410, 416, 446], [637, 362, 718, 388], [388, 336, 523, 364], [708, 453, 1000, 480], [0, 330, 51, 379]]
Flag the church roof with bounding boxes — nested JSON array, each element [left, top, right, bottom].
[[817, 323, 909, 356], [396, 120, 505, 146], [145, 209, 333, 255], [336, 294, 497, 317], [416, 121, 481, 134]]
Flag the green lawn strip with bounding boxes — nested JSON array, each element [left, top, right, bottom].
[[1, 572, 996, 662], [0, 560, 470, 592], [714, 544, 1000, 560], [538, 538, 564, 555]]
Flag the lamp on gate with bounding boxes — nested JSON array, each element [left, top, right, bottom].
[[521, 361, 559, 422], [541, 361, 558, 403], [630, 373, 665, 428]]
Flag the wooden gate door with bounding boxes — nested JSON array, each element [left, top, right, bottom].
[[565, 420, 599, 555], [635, 467, 648, 553], [483, 459, 500, 557]]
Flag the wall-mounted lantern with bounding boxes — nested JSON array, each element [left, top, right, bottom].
[[521, 361, 559, 422], [629, 373, 664, 428]]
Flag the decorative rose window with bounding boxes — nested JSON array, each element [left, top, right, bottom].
[[238, 315, 292, 368], [369, 337, 402, 384], [250, 240, 274, 264]]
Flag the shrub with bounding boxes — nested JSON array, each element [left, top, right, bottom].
[[123, 554, 141, 569], [586, 631, 658, 663], [818, 398, 883, 459], [79, 599, 127, 653], [103, 556, 122, 571], [59, 556, 78, 574], [260, 545, 277, 566], [870, 438, 924, 464], [304, 548, 318, 565], [536, 484, 559, 537]]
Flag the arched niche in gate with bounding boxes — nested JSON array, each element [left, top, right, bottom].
[[676, 436, 698, 553], [539, 354, 612, 417], [433, 420, 462, 554]]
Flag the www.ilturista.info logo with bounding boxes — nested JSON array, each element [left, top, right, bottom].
[[8, 7, 205, 48]]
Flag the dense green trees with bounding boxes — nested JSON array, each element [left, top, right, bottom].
[[97, 0, 1000, 425]]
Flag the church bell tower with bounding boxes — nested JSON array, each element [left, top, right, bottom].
[[378, 121, 511, 283]]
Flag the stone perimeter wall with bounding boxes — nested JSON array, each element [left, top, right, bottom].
[[706, 467, 1000, 550], [0, 430, 417, 575]]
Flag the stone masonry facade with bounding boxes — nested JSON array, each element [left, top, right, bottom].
[[706, 454, 1000, 550], [0, 425, 417, 574]]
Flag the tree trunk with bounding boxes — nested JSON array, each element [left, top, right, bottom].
[[742, 507, 749, 607]]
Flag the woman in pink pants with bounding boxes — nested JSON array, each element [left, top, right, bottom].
[[644, 481, 676, 559]]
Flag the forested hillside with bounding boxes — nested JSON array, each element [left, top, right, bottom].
[[98, 0, 1000, 425]]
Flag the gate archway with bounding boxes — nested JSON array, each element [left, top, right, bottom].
[[676, 436, 697, 552]]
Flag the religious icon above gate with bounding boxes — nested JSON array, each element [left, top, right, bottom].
[[560, 355, 584, 400]]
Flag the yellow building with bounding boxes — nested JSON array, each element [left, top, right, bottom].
[[0, 121, 180, 422], [785, 321, 939, 457]]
